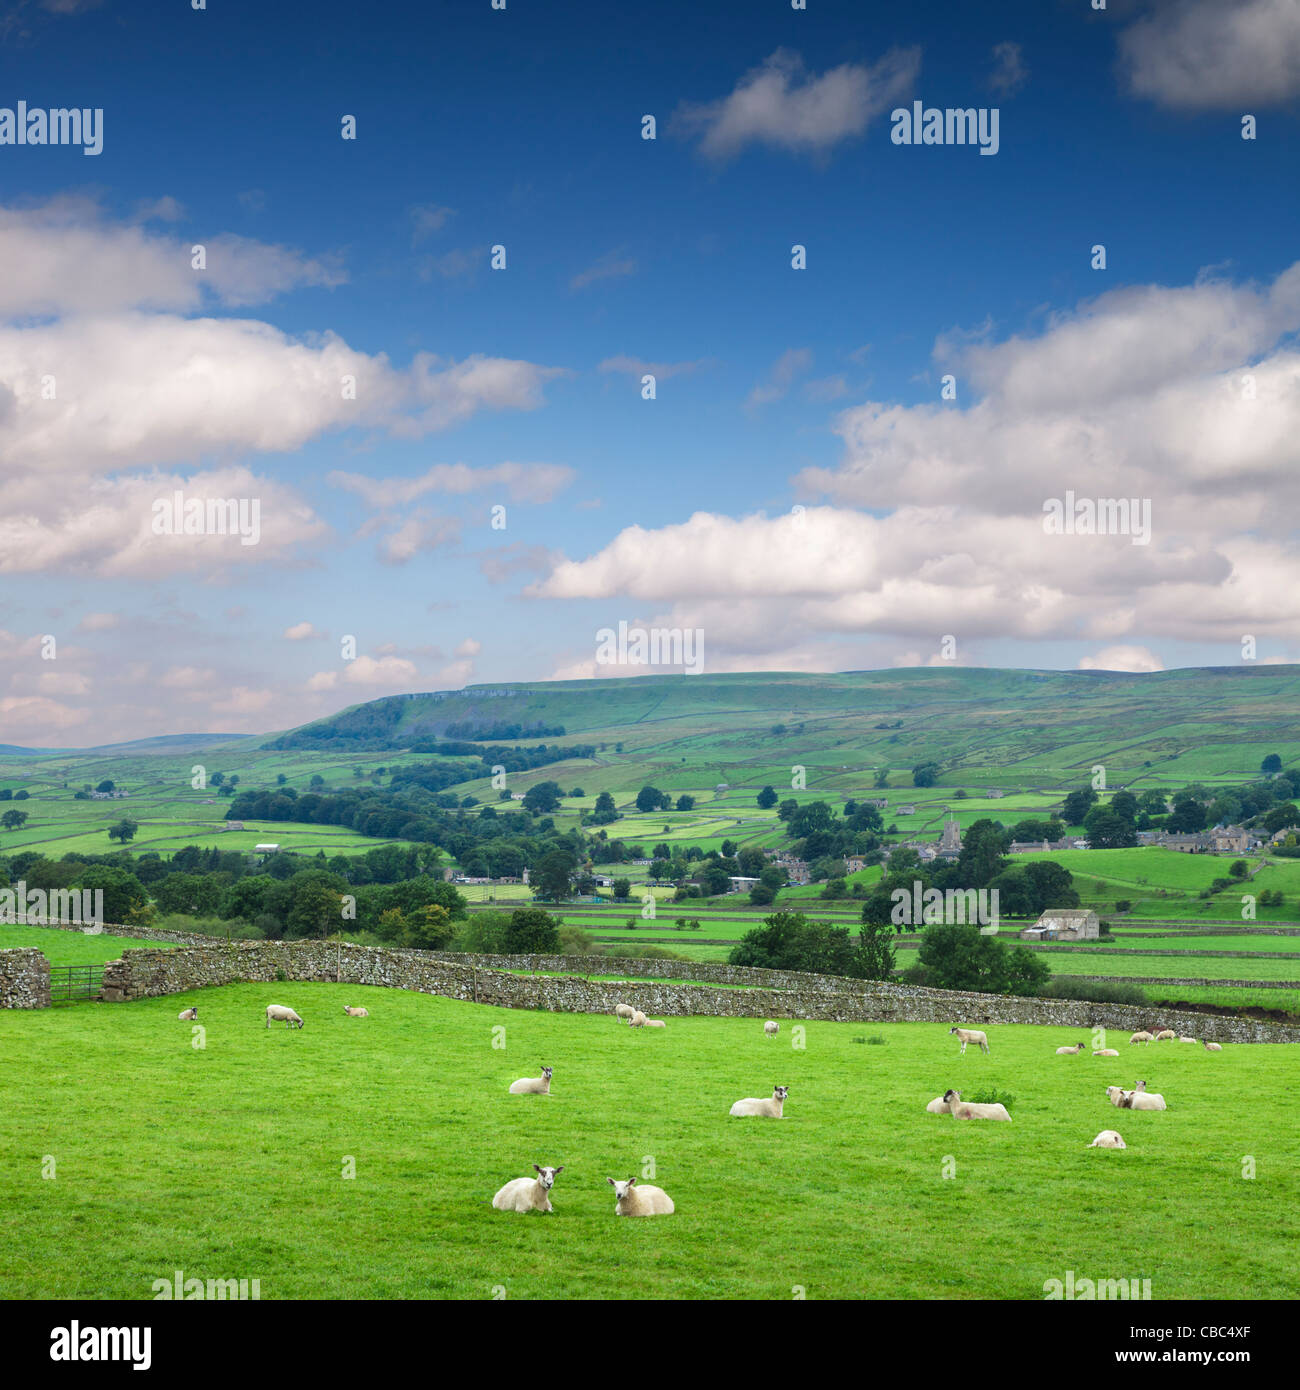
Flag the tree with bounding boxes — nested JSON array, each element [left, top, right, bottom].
[[531, 849, 576, 901], [853, 920, 897, 980], [612, 878, 631, 900], [591, 791, 619, 825], [505, 907, 561, 953], [95, 779, 115, 794], [285, 870, 349, 938], [522, 781, 563, 815], [75, 866, 149, 925], [756, 786, 779, 810], [675, 795, 695, 811], [1167, 796, 1206, 833], [1262, 753, 1283, 775], [1062, 788, 1098, 825], [107, 819, 139, 844], [635, 785, 668, 813], [1084, 806, 1137, 849], [276, 774, 288, 786], [912, 762, 940, 787], [1, 809, 29, 831], [915, 923, 1037, 994], [1263, 803, 1300, 833], [152, 873, 221, 917], [955, 819, 1010, 887], [403, 903, 455, 950], [1109, 791, 1138, 824], [1228, 859, 1249, 880]]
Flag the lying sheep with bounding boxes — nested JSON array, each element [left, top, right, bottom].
[[343, 1005, 369, 1017], [1055, 1042, 1086, 1055], [177, 1006, 198, 1022], [492, 1164, 564, 1213], [925, 1096, 949, 1114], [265, 1004, 304, 1030], [1106, 1085, 1167, 1111], [1204, 1041, 1223, 1052], [950, 1026, 990, 1055], [614, 1003, 636, 1021], [508, 1065, 553, 1096], [643, 1018, 667, 1029], [607, 1176, 674, 1217], [1089, 1130, 1127, 1149], [1178, 1036, 1198, 1044], [627, 1011, 648, 1028], [1154, 1029, 1177, 1041], [942, 1088, 1010, 1121], [764, 1021, 780, 1037], [730, 1085, 789, 1118], [1129, 1031, 1155, 1045], [1093, 1048, 1120, 1057]]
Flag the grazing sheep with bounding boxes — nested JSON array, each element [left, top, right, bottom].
[[949, 1026, 989, 1055], [1129, 1031, 1155, 1045], [730, 1085, 790, 1118], [1204, 1041, 1223, 1052], [925, 1096, 949, 1114], [177, 1006, 198, 1022], [1106, 1085, 1167, 1111], [643, 1019, 667, 1029], [627, 1011, 648, 1028], [1089, 1130, 1127, 1149], [508, 1065, 553, 1096], [265, 1004, 304, 1030], [492, 1165, 564, 1213], [343, 1005, 369, 1017], [614, 1003, 636, 1021], [1154, 1029, 1176, 1041], [942, 1088, 1010, 1121], [607, 1176, 674, 1217], [1178, 1036, 1198, 1044], [1055, 1042, 1087, 1055], [764, 1021, 780, 1037], [1093, 1048, 1120, 1057]]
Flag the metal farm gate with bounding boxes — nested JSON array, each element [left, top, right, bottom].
[[48, 965, 103, 1003]]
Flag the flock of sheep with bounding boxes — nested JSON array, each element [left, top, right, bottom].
[[174, 1003, 369, 1027], [928, 1022, 1220, 1150]]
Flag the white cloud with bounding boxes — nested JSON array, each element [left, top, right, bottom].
[[283, 621, 321, 641], [988, 41, 1028, 96], [570, 252, 637, 291], [1120, 0, 1300, 109], [75, 611, 120, 632], [1077, 645, 1164, 673], [674, 47, 920, 159], [410, 203, 456, 245], [748, 348, 813, 407], [598, 354, 714, 380], [329, 460, 576, 508]]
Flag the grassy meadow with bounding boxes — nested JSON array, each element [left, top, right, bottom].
[[1, 981, 1296, 1301]]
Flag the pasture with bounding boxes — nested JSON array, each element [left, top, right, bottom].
[[0, 983, 1296, 1300]]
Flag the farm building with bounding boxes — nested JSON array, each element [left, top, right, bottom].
[[1021, 908, 1100, 941]]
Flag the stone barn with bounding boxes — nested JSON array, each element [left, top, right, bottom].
[[1023, 908, 1100, 941]]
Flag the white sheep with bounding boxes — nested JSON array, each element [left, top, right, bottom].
[[607, 1176, 674, 1217], [942, 1088, 1011, 1121], [1129, 1031, 1155, 1045], [1154, 1029, 1176, 1041], [508, 1065, 553, 1095], [627, 1011, 647, 1028], [1055, 1042, 1086, 1054], [1106, 1085, 1167, 1111], [1093, 1048, 1120, 1057], [492, 1164, 564, 1213], [1204, 1041, 1223, 1052], [614, 1003, 635, 1021], [925, 1096, 949, 1114], [764, 1021, 780, 1037], [730, 1085, 789, 1118], [265, 1004, 303, 1030], [643, 1018, 667, 1029], [1089, 1130, 1127, 1149], [177, 1006, 198, 1022], [343, 1005, 369, 1017], [1178, 1036, 1198, 1044], [949, 1026, 989, 1055]]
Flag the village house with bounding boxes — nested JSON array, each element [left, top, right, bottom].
[[936, 818, 963, 859], [845, 855, 867, 874], [897, 803, 916, 815], [1021, 908, 1100, 941], [224, 821, 245, 831]]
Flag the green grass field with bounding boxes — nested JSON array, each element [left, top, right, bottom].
[[0, 925, 173, 967], [1, 982, 1295, 1300]]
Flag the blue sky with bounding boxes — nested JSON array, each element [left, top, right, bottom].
[[1, 0, 1299, 743]]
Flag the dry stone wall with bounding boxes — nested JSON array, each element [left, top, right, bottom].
[[94, 941, 1300, 1043], [0, 949, 51, 1008]]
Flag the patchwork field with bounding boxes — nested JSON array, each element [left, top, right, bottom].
[[0, 982, 1295, 1300]]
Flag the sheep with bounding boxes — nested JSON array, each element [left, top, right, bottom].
[[730, 1085, 790, 1118], [627, 1011, 648, 1028], [265, 1004, 303, 1029], [1154, 1028, 1177, 1041], [643, 1019, 667, 1029], [343, 1005, 369, 1017], [607, 1176, 674, 1217], [1106, 1085, 1166, 1111], [949, 1026, 989, 1055], [492, 1165, 564, 1213], [1178, 1036, 1198, 1044], [614, 1003, 636, 1021], [925, 1096, 949, 1114], [1055, 1042, 1087, 1054], [1204, 1041, 1223, 1052], [177, 1006, 198, 1022], [764, 1021, 780, 1037], [508, 1065, 553, 1095], [942, 1088, 1010, 1121], [1092, 1048, 1120, 1057], [1089, 1130, 1127, 1149], [1129, 1031, 1155, 1045]]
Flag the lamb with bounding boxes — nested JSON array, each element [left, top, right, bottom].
[[1129, 1031, 1155, 1045], [1089, 1130, 1127, 1149], [1178, 1036, 1198, 1044], [177, 1006, 198, 1022], [492, 1165, 564, 1213], [508, 1065, 553, 1095], [1154, 1029, 1176, 1041], [343, 1005, 369, 1017], [265, 1004, 304, 1029], [627, 1011, 647, 1028], [614, 1003, 636, 1021], [1093, 1048, 1120, 1057], [925, 1096, 949, 1114], [949, 1026, 989, 1055], [607, 1176, 674, 1217], [1106, 1085, 1166, 1111], [764, 1021, 780, 1037], [1204, 1041, 1223, 1052], [1055, 1042, 1087, 1054], [643, 1019, 667, 1029], [730, 1085, 790, 1118], [942, 1088, 1011, 1121]]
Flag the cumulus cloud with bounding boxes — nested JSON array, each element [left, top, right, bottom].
[[283, 621, 322, 641], [329, 461, 576, 509], [1077, 645, 1165, 673], [1119, 0, 1300, 109], [674, 47, 920, 159]]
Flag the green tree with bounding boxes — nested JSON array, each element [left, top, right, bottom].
[[756, 786, 779, 809], [912, 762, 940, 787], [591, 791, 619, 824], [505, 907, 561, 953], [853, 919, 897, 980], [1084, 805, 1138, 849], [1, 809, 29, 831], [75, 866, 149, 925], [531, 848, 575, 900], [1261, 753, 1283, 774], [675, 794, 695, 811], [612, 878, 631, 900], [107, 819, 139, 844], [522, 781, 563, 814], [1062, 788, 1098, 825]]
